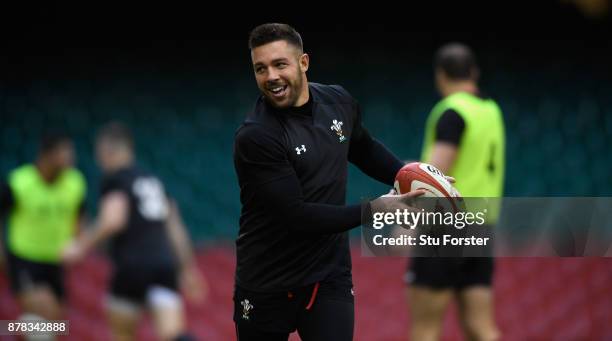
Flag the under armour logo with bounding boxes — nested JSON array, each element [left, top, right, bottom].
[[295, 145, 307, 155]]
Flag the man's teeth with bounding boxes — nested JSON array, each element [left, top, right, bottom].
[[270, 86, 284, 94]]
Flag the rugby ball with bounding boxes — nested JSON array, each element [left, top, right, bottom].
[[394, 162, 462, 212]]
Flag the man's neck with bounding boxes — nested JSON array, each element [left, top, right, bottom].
[[106, 151, 134, 173], [293, 80, 310, 107], [35, 159, 59, 183], [444, 81, 478, 98], [108, 159, 132, 173]]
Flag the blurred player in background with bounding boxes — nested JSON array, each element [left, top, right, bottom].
[[62, 122, 206, 341], [0, 132, 86, 322], [406, 43, 505, 341]]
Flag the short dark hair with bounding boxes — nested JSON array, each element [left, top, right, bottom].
[[96, 121, 133, 149], [434, 43, 478, 80], [248, 23, 303, 51], [40, 131, 71, 154]]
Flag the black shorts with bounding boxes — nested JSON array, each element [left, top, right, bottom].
[[110, 263, 179, 304], [234, 272, 354, 340], [6, 251, 65, 300], [406, 257, 494, 290]]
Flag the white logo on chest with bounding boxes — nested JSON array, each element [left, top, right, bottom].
[[331, 119, 347, 143], [240, 299, 253, 320], [295, 144, 307, 155]]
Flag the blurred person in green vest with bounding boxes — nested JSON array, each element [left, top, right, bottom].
[[0, 132, 86, 322], [405, 43, 505, 341]]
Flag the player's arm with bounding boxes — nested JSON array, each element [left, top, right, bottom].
[[348, 102, 405, 186], [427, 109, 464, 174], [166, 199, 195, 269], [82, 191, 129, 250], [260, 173, 363, 234], [62, 191, 129, 263], [165, 199, 207, 303], [429, 143, 457, 174]]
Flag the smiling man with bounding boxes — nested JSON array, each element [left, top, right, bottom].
[[232, 23, 424, 341]]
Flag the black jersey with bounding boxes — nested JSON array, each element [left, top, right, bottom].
[[234, 83, 404, 292], [100, 166, 176, 269]]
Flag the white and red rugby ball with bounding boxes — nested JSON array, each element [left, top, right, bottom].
[[394, 162, 462, 212]]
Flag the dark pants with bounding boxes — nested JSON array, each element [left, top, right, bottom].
[[234, 276, 354, 341], [6, 250, 65, 300]]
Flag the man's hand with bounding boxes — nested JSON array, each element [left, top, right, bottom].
[[61, 240, 86, 265], [179, 263, 208, 305], [369, 174, 455, 216], [370, 189, 426, 214]]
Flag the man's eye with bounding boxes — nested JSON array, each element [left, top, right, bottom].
[[277, 63, 287, 69], [255, 67, 265, 74]]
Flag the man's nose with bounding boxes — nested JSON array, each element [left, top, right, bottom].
[[266, 68, 280, 83]]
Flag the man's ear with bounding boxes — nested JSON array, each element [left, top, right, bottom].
[[472, 66, 480, 81], [300, 53, 309, 72]]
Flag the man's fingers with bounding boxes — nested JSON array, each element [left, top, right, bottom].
[[380, 188, 398, 198], [401, 189, 426, 198], [445, 176, 456, 183], [399, 190, 426, 206]]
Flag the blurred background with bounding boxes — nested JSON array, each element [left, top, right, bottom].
[[1, 1, 612, 340]]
